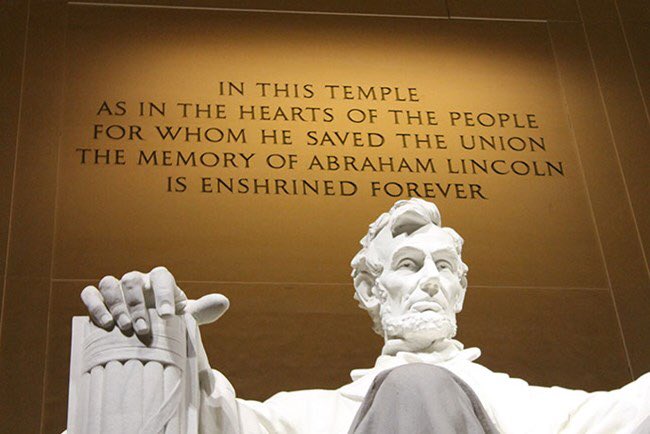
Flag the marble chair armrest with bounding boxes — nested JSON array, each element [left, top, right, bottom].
[[67, 310, 200, 434]]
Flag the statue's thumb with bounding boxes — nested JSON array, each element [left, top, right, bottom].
[[185, 294, 230, 326]]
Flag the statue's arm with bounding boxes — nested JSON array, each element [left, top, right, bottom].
[[459, 362, 650, 434]]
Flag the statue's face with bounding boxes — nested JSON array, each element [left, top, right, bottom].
[[375, 224, 464, 352]]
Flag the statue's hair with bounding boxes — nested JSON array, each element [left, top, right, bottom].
[[350, 199, 469, 335]]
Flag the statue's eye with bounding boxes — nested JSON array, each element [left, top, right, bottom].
[[397, 258, 420, 271], [435, 259, 453, 272]]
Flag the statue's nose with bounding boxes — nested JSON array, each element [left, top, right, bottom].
[[420, 277, 441, 297], [419, 260, 441, 297]]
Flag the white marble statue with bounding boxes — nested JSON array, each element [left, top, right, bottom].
[[71, 199, 650, 434]]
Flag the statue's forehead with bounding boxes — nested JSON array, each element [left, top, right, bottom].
[[369, 224, 456, 263], [394, 227, 456, 253]]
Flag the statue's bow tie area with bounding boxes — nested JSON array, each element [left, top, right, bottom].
[[67, 199, 650, 434]]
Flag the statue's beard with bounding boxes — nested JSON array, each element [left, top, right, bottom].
[[379, 303, 457, 345]]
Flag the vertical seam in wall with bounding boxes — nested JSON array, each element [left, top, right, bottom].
[[545, 20, 634, 381], [39, 2, 68, 433], [576, 1, 650, 284], [38, 3, 69, 432], [613, 0, 650, 278], [0, 0, 32, 343], [444, 0, 451, 19], [614, 0, 650, 126]]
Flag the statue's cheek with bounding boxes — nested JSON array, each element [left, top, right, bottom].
[[378, 274, 413, 300]]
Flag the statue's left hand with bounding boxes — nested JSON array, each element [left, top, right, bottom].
[[80, 266, 229, 335]]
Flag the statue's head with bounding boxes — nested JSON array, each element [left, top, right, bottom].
[[351, 199, 468, 354]]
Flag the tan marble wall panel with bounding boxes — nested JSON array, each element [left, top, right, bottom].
[[0, 278, 51, 434], [581, 19, 650, 280], [576, 0, 619, 23], [617, 0, 650, 22], [457, 286, 631, 391], [0, 2, 67, 434], [620, 22, 650, 107], [618, 8, 650, 297], [0, 0, 28, 318], [69, 0, 448, 17], [548, 20, 650, 376], [618, 18, 650, 238], [200, 288, 381, 400], [54, 7, 607, 292], [4, 1, 65, 280], [447, 0, 579, 21]]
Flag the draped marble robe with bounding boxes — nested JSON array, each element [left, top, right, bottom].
[[199, 334, 650, 434]]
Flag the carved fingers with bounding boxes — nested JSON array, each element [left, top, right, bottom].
[[80, 268, 174, 335], [99, 275, 132, 331], [121, 271, 150, 334], [80, 266, 228, 334], [81, 285, 113, 328], [149, 266, 180, 317]]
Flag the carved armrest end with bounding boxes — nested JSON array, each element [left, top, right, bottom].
[[67, 311, 200, 434]]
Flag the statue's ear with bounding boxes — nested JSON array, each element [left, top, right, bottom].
[[353, 271, 379, 310]]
